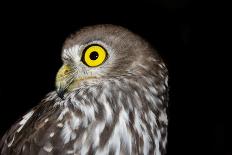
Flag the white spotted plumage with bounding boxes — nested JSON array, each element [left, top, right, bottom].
[[16, 110, 34, 133], [1, 24, 168, 155]]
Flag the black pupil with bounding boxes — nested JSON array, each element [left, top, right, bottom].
[[89, 51, 99, 60]]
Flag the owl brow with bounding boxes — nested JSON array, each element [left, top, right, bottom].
[[84, 39, 102, 45], [64, 45, 79, 54], [62, 45, 81, 62]]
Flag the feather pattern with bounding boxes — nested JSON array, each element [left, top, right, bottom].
[[0, 24, 168, 155], [0, 64, 168, 155]]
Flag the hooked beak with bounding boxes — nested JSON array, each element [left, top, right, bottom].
[[55, 64, 74, 99]]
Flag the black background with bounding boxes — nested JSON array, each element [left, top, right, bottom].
[[0, 1, 227, 155]]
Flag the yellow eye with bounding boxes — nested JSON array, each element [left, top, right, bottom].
[[82, 44, 107, 67]]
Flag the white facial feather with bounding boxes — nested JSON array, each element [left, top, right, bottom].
[[63, 45, 81, 63]]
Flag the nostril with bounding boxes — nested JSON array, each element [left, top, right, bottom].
[[64, 69, 69, 75], [56, 65, 71, 80]]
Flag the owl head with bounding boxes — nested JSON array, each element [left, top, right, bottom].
[[56, 25, 162, 98]]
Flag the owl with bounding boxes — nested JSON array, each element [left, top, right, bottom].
[[0, 24, 168, 155]]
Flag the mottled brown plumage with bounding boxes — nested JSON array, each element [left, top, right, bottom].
[[0, 25, 168, 155]]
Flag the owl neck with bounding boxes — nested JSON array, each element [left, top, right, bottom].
[[66, 72, 167, 115]]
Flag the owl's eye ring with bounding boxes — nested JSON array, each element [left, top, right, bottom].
[[81, 44, 108, 67]]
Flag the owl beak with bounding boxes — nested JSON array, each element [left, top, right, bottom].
[[55, 65, 74, 99]]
